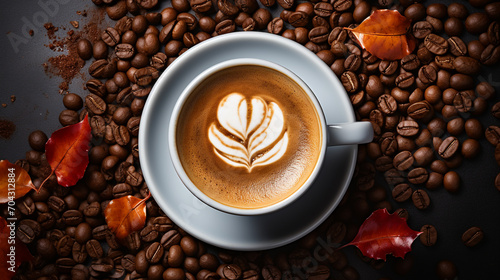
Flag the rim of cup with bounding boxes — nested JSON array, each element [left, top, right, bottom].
[[169, 58, 328, 216]]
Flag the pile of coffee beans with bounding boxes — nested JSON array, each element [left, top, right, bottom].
[[5, 0, 500, 279]]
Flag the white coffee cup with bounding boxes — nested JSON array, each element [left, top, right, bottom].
[[169, 58, 373, 216]]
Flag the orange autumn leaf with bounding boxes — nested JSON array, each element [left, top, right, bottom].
[[0, 216, 34, 278], [0, 160, 36, 204], [105, 193, 151, 241], [45, 115, 91, 187], [346, 9, 417, 60]]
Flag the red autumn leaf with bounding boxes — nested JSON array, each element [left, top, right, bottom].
[[0, 216, 34, 278], [341, 208, 422, 261], [346, 9, 417, 60], [0, 160, 36, 203], [45, 115, 91, 187], [105, 193, 151, 241]]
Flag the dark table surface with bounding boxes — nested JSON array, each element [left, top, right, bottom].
[[1, 0, 500, 279]]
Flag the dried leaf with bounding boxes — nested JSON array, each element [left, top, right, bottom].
[[105, 193, 150, 241], [0, 216, 34, 278], [45, 115, 91, 187], [346, 9, 417, 60], [0, 160, 36, 203], [341, 208, 422, 261]]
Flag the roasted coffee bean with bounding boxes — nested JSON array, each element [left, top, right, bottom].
[[215, 19, 236, 35], [392, 183, 413, 202], [48, 195, 66, 212], [396, 120, 419, 137], [17, 223, 36, 244], [393, 151, 414, 171], [379, 60, 398, 76], [91, 257, 114, 273], [37, 212, 56, 229], [86, 239, 104, 259], [217, 264, 243, 280], [102, 27, 121, 47], [465, 12, 490, 34], [309, 26, 329, 44], [146, 242, 164, 264], [56, 257, 77, 274], [377, 94, 397, 115], [408, 101, 432, 120], [408, 167, 429, 185], [453, 91, 473, 113], [453, 56, 480, 75], [18, 196, 35, 216], [62, 210, 83, 226], [395, 72, 415, 88], [425, 34, 448, 55], [166, 244, 185, 268], [85, 94, 107, 116], [161, 229, 181, 249], [59, 109, 79, 126], [413, 21, 433, 39], [115, 43, 135, 59], [418, 65, 437, 84], [57, 235, 75, 257], [412, 189, 430, 210], [420, 224, 437, 246], [289, 11, 309, 27], [340, 71, 358, 93], [462, 226, 484, 247], [481, 44, 500, 65], [384, 169, 405, 186], [438, 136, 459, 159], [447, 37, 467, 56], [413, 146, 434, 166], [443, 170, 461, 192], [375, 157, 394, 173], [485, 126, 500, 145], [72, 242, 88, 263], [401, 54, 420, 71]]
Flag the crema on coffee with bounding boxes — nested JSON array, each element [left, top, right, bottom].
[[175, 65, 323, 209]]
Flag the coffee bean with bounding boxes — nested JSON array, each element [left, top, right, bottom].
[[413, 21, 433, 39], [396, 120, 419, 137], [425, 171, 443, 190], [377, 94, 397, 115], [486, 125, 500, 145], [216, 264, 243, 280], [86, 239, 104, 259], [450, 73, 475, 91], [438, 136, 459, 159], [374, 156, 393, 172], [462, 226, 484, 247], [76, 39, 93, 60], [425, 34, 449, 55], [384, 169, 405, 186], [340, 71, 358, 93], [401, 54, 420, 71], [412, 189, 430, 210], [72, 242, 88, 263], [418, 65, 437, 84], [161, 229, 181, 249], [146, 242, 164, 264], [289, 11, 309, 27], [56, 257, 77, 274], [102, 27, 121, 47], [481, 44, 500, 65], [91, 257, 114, 273], [420, 224, 437, 246], [395, 72, 415, 88], [392, 183, 413, 202], [408, 101, 433, 120], [465, 12, 490, 34], [89, 59, 116, 79], [62, 210, 83, 226], [115, 43, 135, 59], [408, 167, 429, 184], [393, 151, 414, 171]]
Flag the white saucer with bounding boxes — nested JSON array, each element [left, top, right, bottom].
[[139, 32, 358, 251]]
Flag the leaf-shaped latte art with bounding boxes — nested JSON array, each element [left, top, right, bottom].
[[208, 93, 288, 171]]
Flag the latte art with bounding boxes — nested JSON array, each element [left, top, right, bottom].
[[208, 93, 289, 171]]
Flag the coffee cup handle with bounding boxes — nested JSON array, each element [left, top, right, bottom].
[[327, 121, 374, 146]]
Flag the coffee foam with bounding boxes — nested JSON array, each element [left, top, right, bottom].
[[176, 65, 322, 209], [208, 92, 289, 171]]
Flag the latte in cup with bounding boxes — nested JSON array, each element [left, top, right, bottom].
[[175, 65, 323, 209]]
